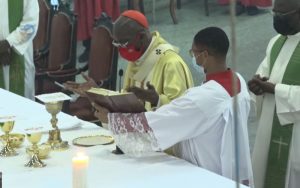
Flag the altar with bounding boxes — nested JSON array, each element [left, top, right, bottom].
[[0, 89, 247, 188]]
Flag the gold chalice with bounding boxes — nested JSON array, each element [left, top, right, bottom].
[[25, 132, 46, 168], [0, 120, 18, 157], [45, 101, 68, 150]]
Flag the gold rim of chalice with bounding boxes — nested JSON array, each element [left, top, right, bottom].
[[26, 132, 42, 145], [45, 101, 63, 115], [0, 120, 15, 133]]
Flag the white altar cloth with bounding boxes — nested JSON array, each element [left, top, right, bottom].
[[0, 89, 248, 188]]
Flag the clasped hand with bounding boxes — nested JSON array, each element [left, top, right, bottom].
[[127, 82, 159, 106], [248, 74, 275, 95]]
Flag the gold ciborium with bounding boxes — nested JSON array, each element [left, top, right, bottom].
[[45, 101, 68, 150], [0, 133, 25, 148], [0, 120, 18, 157], [26, 143, 51, 159], [25, 132, 46, 167]]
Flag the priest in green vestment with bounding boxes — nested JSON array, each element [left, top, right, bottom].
[[249, 0, 300, 187], [0, 0, 39, 99]]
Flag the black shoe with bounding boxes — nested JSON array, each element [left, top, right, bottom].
[[236, 2, 246, 16], [78, 49, 89, 63], [246, 6, 259, 16], [112, 146, 124, 155]]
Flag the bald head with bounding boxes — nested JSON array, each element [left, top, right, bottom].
[[273, 0, 300, 35]]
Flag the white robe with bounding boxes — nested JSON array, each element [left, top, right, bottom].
[[0, 0, 39, 100], [108, 73, 254, 186], [252, 33, 300, 188]]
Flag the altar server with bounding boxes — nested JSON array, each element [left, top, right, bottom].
[[94, 27, 254, 186]]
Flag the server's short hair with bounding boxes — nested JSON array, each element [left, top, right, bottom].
[[193, 27, 229, 58]]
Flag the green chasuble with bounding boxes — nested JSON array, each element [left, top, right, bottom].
[[0, 0, 25, 96], [264, 36, 300, 188]]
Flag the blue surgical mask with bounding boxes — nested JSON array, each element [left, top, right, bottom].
[[191, 56, 198, 69], [192, 56, 205, 75]]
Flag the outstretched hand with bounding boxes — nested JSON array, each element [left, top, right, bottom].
[[248, 74, 275, 95], [63, 73, 97, 97], [92, 102, 109, 123], [127, 82, 159, 106]]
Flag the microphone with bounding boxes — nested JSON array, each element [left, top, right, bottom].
[[118, 69, 124, 93]]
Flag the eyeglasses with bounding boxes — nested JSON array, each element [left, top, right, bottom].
[[112, 33, 142, 48], [189, 49, 206, 58], [271, 9, 299, 17], [112, 40, 129, 48]]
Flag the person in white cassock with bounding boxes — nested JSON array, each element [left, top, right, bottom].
[[0, 0, 39, 99], [93, 27, 253, 186], [249, 0, 300, 188]]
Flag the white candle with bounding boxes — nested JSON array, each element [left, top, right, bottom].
[[72, 153, 89, 188]]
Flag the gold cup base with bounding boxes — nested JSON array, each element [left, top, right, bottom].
[[0, 144, 18, 157], [45, 140, 69, 151], [25, 154, 46, 168], [46, 129, 69, 151]]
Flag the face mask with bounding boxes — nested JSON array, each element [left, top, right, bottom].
[[119, 44, 144, 62], [192, 56, 205, 76], [273, 16, 298, 36], [118, 33, 145, 62]]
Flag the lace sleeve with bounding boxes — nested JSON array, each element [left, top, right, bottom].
[[108, 113, 159, 157]]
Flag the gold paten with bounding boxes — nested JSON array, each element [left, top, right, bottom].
[[73, 135, 114, 147]]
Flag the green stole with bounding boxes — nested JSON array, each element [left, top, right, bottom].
[[264, 35, 300, 188], [0, 0, 25, 96]]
